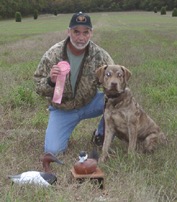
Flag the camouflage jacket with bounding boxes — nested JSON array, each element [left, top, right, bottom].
[[34, 37, 114, 110]]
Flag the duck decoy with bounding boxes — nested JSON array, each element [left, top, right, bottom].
[[74, 150, 98, 175], [8, 171, 57, 187], [40, 153, 64, 172]]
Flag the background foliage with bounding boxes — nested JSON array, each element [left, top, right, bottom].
[[1, 0, 177, 18]]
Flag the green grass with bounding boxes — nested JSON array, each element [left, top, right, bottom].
[[1, 12, 177, 202]]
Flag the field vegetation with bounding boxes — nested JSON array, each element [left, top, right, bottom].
[[0, 12, 177, 202]]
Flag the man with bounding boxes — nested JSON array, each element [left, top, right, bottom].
[[34, 12, 114, 163]]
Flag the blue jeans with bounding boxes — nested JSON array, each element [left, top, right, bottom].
[[44, 92, 104, 155]]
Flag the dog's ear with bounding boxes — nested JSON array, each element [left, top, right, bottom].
[[121, 66, 132, 82], [95, 65, 108, 84]]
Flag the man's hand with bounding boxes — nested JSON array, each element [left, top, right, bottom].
[[50, 65, 62, 83]]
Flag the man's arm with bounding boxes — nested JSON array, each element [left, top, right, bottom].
[[34, 54, 55, 97]]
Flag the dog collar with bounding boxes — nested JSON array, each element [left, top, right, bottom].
[[104, 91, 125, 108], [106, 94, 122, 99]]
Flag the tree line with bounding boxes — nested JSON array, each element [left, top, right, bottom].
[[1, 0, 177, 19]]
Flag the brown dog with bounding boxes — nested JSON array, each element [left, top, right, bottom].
[[96, 65, 167, 162]]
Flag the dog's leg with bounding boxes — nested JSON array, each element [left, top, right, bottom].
[[143, 133, 158, 152], [127, 122, 138, 153], [143, 130, 167, 153], [100, 125, 115, 162], [143, 133, 159, 153]]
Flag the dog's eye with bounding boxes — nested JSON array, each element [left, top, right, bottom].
[[106, 72, 111, 77], [117, 72, 123, 77]]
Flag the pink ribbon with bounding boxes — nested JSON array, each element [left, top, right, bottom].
[[52, 61, 70, 104]]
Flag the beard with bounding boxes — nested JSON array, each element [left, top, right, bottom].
[[70, 37, 90, 50]]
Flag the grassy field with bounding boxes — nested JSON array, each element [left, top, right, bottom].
[[0, 11, 177, 202]]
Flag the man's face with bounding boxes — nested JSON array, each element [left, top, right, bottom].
[[68, 26, 93, 50]]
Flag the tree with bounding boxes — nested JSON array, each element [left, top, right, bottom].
[[161, 6, 166, 14], [1, 0, 177, 19], [154, 7, 157, 13], [15, 11, 22, 22], [172, 7, 177, 16], [33, 9, 38, 19]]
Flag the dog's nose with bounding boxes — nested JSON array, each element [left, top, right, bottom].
[[111, 82, 117, 88]]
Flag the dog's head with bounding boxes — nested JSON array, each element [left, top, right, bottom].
[[96, 64, 131, 95]]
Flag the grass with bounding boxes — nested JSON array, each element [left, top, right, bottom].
[[0, 11, 177, 202]]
